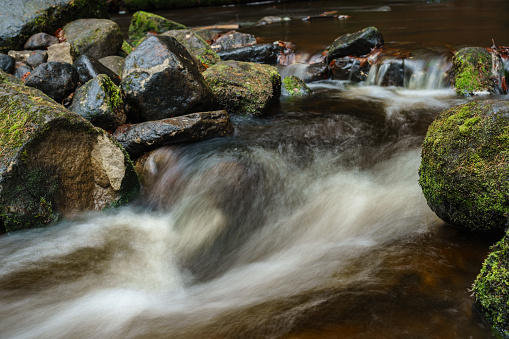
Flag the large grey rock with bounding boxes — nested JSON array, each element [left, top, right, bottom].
[[69, 74, 126, 131], [327, 26, 384, 60], [63, 19, 123, 60], [0, 82, 139, 231], [114, 110, 234, 159], [121, 35, 216, 122], [24, 62, 79, 103], [0, 0, 108, 53]]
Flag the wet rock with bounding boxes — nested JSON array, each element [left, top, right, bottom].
[[378, 59, 405, 86], [472, 231, 509, 338], [0, 54, 14, 73], [47, 42, 74, 64], [330, 57, 371, 82], [419, 100, 509, 231], [14, 65, 32, 80], [162, 29, 220, 68], [7, 50, 32, 63], [114, 110, 233, 159], [191, 28, 218, 42], [26, 50, 48, 68], [452, 47, 496, 95], [203, 60, 281, 116], [121, 35, 216, 122], [24, 62, 79, 103], [0, 0, 108, 53], [0, 69, 23, 85], [128, 11, 187, 44], [256, 16, 291, 26], [211, 32, 257, 52], [0, 82, 139, 231], [327, 26, 384, 60], [99, 56, 125, 77], [63, 19, 124, 60], [217, 44, 285, 64], [281, 75, 311, 96], [73, 55, 121, 86], [69, 74, 126, 131], [24, 33, 59, 50], [303, 62, 330, 82]]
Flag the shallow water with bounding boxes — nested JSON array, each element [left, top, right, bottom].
[[2, 0, 509, 338]]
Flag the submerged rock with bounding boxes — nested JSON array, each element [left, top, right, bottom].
[[114, 110, 234, 159], [452, 47, 496, 95], [203, 60, 281, 116], [0, 0, 108, 53], [24, 62, 79, 103], [69, 74, 126, 131], [73, 54, 121, 86], [162, 29, 220, 68], [63, 19, 124, 60], [419, 100, 509, 231], [217, 44, 285, 64], [327, 26, 384, 60], [472, 231, 509, 338], [0, 82, 139, 231], [281, 76, 311, 96], [121, 35, 216, 122], [128, 11, 186, 44]]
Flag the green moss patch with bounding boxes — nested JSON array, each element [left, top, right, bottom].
[[128, 11, 186, 43], [453, 47, 495, 95], [419, 100, 509, 231], [282, 75, 311, 96]]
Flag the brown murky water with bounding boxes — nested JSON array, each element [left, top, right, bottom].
[[1, 1, 509, 338]]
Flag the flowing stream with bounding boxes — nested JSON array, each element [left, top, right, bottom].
[[2, 0, 509, 338]]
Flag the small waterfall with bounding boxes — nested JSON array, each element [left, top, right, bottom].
[[365, 55, 452, 90]]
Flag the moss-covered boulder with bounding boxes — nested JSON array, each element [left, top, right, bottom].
[[69, 74, 126, 131], [472, 231, 509, 337], [419, 100, 509, 231], [0, 0, 108, 54], [161, 29, 220, 68], [0, 82, 139, 232], [281, 76, 311, 96], [203, 60, 281, 116], [452, 47, 496, 95], [63, 19, 123, 60], [327, 26, 384, 60], [128, 11, 186, 45]]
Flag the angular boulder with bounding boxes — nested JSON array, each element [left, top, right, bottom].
[[24, 62, 79, 103], [472, 231, 509, 338], [128, 11, 186, 44], [99, 56, 125, 77], [73, 54, 121, 86], [114, 110, 234, 159], [63, 19, 124, 60], [24, 32, 60, 50], [452, 47, 496, 95], [217, 44, 285, 64], [203, 60, 281, 116], [281, 76, 311, 96], [47, 42, 74, 64], [0, 0, 108, 53], [69, 74, 126, 131], [327, 26, 384, 60], [211, 32, 257, 52], [0, 82, 139, 231], [419, 100, 509, 231], [162, 29, 220, 67], [121, 35, 216, 122]]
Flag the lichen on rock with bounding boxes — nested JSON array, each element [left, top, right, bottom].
[[128, 11, 186, 45], [452, 47, 496, 95]]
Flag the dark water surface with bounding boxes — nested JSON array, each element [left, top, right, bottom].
[[1, 1, 509, 338]]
